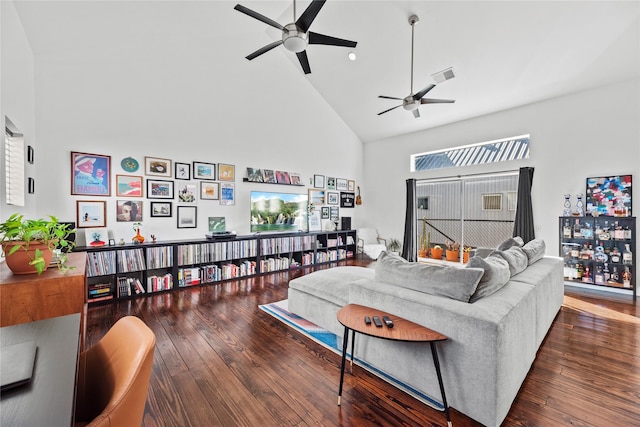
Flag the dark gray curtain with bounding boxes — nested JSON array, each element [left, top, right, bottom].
[[513, 167, 535, 243], [401, 179, 417, 261]]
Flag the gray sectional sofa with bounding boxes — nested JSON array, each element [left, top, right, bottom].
[[288, 238, 564, 427]]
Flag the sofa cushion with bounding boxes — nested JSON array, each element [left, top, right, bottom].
[[497, 236, 524, 251], [466, 254, 511, 302], [375, 252, 483, 302], [491, 246, 529, 276], [521, 238, 546, 265]]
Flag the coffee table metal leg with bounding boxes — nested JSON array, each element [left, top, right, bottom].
[[430, 342, 452, 427], [349, 329, 355, 372], [338, 326, 350, 406]]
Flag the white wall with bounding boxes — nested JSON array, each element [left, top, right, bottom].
[[17, 30, 364, 243], [364, 78, 640, 260], [0, 0, 36, 219]]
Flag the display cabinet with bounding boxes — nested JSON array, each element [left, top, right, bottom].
[[559, 216, 636, 297]]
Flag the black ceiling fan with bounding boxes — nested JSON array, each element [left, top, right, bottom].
[[234, 0, 357, 74], [378, 15, 455, 118]]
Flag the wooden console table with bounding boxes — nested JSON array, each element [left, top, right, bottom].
[[336, 304, 452, 427]]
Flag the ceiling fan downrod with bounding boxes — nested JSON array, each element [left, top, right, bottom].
[[409, 15, 419, 96]]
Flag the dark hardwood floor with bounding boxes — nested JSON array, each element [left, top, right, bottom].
[[85, 259, 640, 427]]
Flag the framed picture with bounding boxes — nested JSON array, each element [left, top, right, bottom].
[[144, 156, 172, 177], [208, 217, 226, 232], [308, 209, 322, 232], [220, 182, 235, 206], [200, 181, 220, 200], [193, 161, 216, 180], [327, 192, 339, 205], [177, 206, 197, 228], [247, 167, 263, 183], [330, 206, 339, 222], [176, 182, 197, 203], [84, 228, 108, 247], [71, 151, 111, 196], [314, 174, 325, 189], [116, 200, 143, 222], [218, 163, 235, 181], [321, 207, 330, 219], [76, 200, 107, 228], [116, 175, 143, 197], [326, 177, 336, 190], [348, 180, 355, 192], [308, 189, 325, 205], [336, 178, 348, 191], [262, 169, 276, 184], [586, 175, 632, 216], [150, 201, 172, 217], [289, 173, 302, 185], [146, 179, 174, 199], [175, 162, 191, 180], [276, 171, 291, 184], [340, 192, 355, 208]]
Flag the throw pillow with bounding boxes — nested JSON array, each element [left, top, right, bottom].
[[466, 254, 511, 302], [491, 246, 529, 276], [375, 251, 484, 303], [521, 238, 546, 265], [497, 236, 524, 251]]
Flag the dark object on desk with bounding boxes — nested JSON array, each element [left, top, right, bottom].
[[0, 340, 37, 391], [382, 315, 394, 328], [364, 316, 371, 325]]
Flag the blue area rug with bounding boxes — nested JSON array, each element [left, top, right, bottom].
[[259, 300, 444, 411]]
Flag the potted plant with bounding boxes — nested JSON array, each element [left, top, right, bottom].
[[462, 245, 473, 263], [0, 213, 76, 275], [418, 217, 430, 258], [387, 238, 401, 255], [430, 244, 443, 260], [445, 240, 460, 261]]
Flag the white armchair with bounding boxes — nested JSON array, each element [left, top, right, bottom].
[[357, 227, 387, 260]]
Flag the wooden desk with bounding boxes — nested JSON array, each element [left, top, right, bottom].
[[0, 252, 87, 347], [336, 304, 452, 427], [0, 313, 82, 426]]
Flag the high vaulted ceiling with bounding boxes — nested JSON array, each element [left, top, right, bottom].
[[10, 1, 640, 143]]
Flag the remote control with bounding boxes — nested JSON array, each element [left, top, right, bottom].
[[382, 316, 394, 328], [364, 316, 372, 325], [372, 316, 383, 327]]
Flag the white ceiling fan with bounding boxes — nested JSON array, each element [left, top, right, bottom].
[[378, 15, 455, 118]]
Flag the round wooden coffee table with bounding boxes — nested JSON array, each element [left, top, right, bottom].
[[336, 303, 452, 427]]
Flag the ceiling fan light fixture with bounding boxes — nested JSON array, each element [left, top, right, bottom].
[[282, 24, 308, 53], [403, 97, 419, 111]]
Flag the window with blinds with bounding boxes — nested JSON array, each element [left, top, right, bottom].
[[5, 129, 25, 206]]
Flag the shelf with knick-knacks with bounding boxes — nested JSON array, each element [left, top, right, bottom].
[[559, 216, 636, 297]]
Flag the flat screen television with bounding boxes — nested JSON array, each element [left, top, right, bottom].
[[585, 175, 632, 216], [250, 191, 308, 233]]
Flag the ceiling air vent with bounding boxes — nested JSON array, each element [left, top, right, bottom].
[[432, 67, 455, 84], [482, 193, 503, 211]]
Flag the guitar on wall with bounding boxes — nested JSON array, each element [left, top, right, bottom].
[[356, 186, 362, 205]]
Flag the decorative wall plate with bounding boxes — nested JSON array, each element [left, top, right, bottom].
[[121, 157, 139, 172]]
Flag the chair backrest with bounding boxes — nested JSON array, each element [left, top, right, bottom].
[[75, 316, 156, 427], [358, 227, 380, 245]]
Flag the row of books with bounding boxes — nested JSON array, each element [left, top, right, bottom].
[[177, 240, 258, 265], [88, 282, 113, 303], [260, 256, 291, 273], [177, 260, 258, 286], [146, 246, 174, 269], [86, 252, 117, 277], [315, 249, 349, 264], [260, 235, 315, 255], [116, 249, 146, 273]]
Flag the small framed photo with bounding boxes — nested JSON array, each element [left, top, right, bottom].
[[193, 161, 216, 180], [175, 162, 191, 180], [247, 167, 263, 182], [71, 152, 111, 196], [76, 200, 107, 228], [289, 173, 301, 185], [262, 169, 276, 184], [327, 192, 339, 205], [308, 189, 325, 205], [116, 175, 143, 197], [218, 163, 235, 181], [276, 171, 291, 184], [116, 200, 143, 222], [326, 177, 336, 190], [144, 156, 172, 177], [330, 206, 339, 222], [200, 181, 220, 200], [321, 207, 330, 219], [348, 180, 355, 192], [147, 179, 174, 199], [220, 183, 235, 206], [340, 192, 355, 208], [150, 201, 172, 217], [336, 178, 348, 191], [85, 228, 108, 246], [314, 174, 325, 189], [176, 182, 197, 203], [177, 206, 197, 228]]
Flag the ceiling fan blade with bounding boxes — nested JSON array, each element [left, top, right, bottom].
[[296, 0, 326, 33], [234, 4, 285, 31], [413, 84, 436, 100], [378, 95, 403, 101], [246, 40, 283, 60], [420, 98, 456, 104], [412, 109, 420, 118], [308, 32, 357, 48], [377, 105, 403, 116], [296, 51, 312, 74]]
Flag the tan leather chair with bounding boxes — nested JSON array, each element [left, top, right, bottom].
[[75, 316, 156, 427]]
